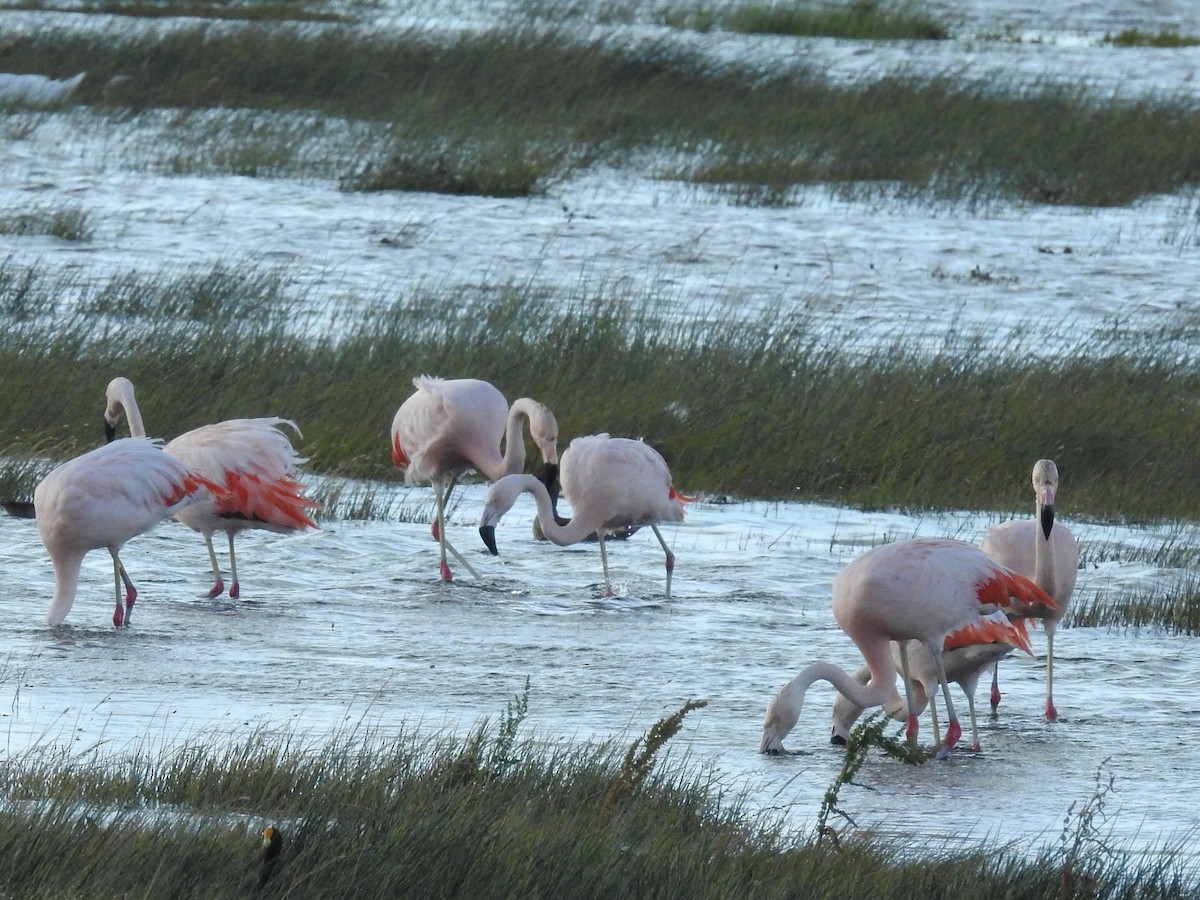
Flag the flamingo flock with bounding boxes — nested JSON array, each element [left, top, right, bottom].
[[19, 372, 1079, 761]]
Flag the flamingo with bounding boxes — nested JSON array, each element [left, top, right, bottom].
[[34, 438, 221, 626], [104, 377, 319, 599], [478, 434, 689, 597], [980, 459, 1078, 721], [830, 639, 1017, 751], [390, 376, 559, 582], [760, 538, 1056, 757]]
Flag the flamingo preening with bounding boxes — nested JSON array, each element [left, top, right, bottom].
[[830, 639, 1018, 752], [761, 538, 1056, 757], [104, 377, 319, 599], [980, 459, 1078, 721], [478, 434, 689, 597], [391, 376, 559, 581], [35, 438, 221, 626]]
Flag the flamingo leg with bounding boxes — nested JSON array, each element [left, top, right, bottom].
[[597, 534, 613, 596], [965, 691, 982, 751], [227, 531, 241, 599], [1045, 628, 1058, 721], [110, 551, 136, 627], [989, 661, 1001, 714], [649, 524, 675, 599], [927, 690, 942, 746], [433, 482, 479, 582], [931, 648, 962, 759], [432, 475, 459, 542], [203, 534, 226, 598], [897, 642, 920, 745]]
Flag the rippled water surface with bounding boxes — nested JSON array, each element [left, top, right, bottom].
[[4, 0, 1200, 864], [3, 491, 1198, 857]]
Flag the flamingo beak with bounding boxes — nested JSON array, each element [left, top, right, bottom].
[[104, 418, 117, 443], [1039, 502, 1055, 540], [479, 525, 499, 556]]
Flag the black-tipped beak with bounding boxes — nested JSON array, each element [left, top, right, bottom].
[[103, 420, 117, 443], [537, 462, 559, 492], [480, 525, 499, 556], [1040, 503, 1055, 540]]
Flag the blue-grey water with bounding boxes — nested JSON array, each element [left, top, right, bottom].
[[3, 0, 1200, 866]]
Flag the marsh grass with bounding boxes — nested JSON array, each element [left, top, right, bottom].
[[1104, 29, 1200, 48], [0, 702, 1193, 898], [664, 0, 951, 40], [7, 25, 1200, 205], [1, 0, 350, 22], [1070, 573, 1200, 634], [0, 204, 92, 242], [5, 265, 1200, 522]]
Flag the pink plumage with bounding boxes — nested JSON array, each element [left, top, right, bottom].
[[479, 434, 690, 597], [391, 376, 559, 582], [761, 537, 1056, 756], [35, 437, 221, 626], [104, 377, 318, 599]]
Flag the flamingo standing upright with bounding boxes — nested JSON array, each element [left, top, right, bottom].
[[980, 458, 1078, 721], [391, 376, 559, 582], [760, 538, 1056, 756], [104, 377, 319, 599], [34, 437, 221, 626], [830, 639, 1018, 751], [478, 434, 689, 597]]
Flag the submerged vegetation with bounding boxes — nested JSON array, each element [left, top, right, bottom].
[[2, 22, 1200, 205]]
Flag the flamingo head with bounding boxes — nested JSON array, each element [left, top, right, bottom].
[[760, 693, 801, 755], [103, 376, 136, 442], [529, 403, 559, 466], [1032, 459, 1059, 540], [479, 473, 535, 555]]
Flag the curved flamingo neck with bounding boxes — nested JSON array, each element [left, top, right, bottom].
[[516, 475, 599, 546], [782, 658, 902, 716], [496, 401, 533, 478], [46, 552, 83, 626], [112, 380, 147, 438]]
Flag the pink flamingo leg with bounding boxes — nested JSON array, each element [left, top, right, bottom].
[[989, 662, 1001, 711]]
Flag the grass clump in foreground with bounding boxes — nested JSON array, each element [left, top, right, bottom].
[[0, 695, 1192, 899], [1103, 29, 1200, 48], [4, 24, 1200, 205]]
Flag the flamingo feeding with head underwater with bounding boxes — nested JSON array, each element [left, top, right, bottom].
[[830, 639, 1018, 752], [760, 537, 1056, 757], [980, 458, 1078, 721], [391, 376, 560, 582], [478, 433, 691, 598], [34, 437, 222, 627], [104, 377, 319, 599]]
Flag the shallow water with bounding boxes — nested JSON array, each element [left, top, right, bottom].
[[3, 490, 1198, 859], [4, 0, 1200, 867]]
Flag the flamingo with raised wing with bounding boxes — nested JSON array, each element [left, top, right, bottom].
[[35, 437, 221, 626], [980, 459, 1078, 721], [478, 434, 689, 597], [831, 639, 1018, 751], [391, 376, 559, 581], [760, 538, 1055, 757], [104, 377, 319, 599]]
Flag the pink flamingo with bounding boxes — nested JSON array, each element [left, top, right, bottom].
[[104, 377, 319, 599], [760, 538, 1056, 756], [830, 639, 1018, 751], [980, 458, 1078, 721], [34, 438, 221, 627], [391, 376, 559, 581], [478, 434, 689, 597]]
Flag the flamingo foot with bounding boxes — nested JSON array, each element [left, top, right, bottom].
[[936, 719, 962, 760], [439, 561, 453, 582], [989, 682, 1001, 710], [431, 521, 441, 541], [1045, 698, 1058, 722], [229, 582, 240, 600], [207, 579, 225, 598], [970, 741, 982, 752], [122, 585, 137, 626], [905, 712, 919, 744], [113, 605, 123, 627]]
